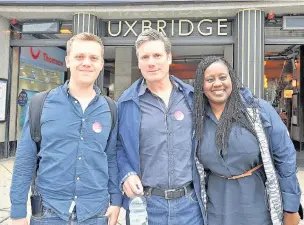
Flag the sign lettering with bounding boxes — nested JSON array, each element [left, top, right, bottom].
[[107, 19, 229, 37]]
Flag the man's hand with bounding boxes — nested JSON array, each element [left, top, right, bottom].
[[284, 212, 300, 225], [123, 174, 143, 197], [105, 206, 120, 225], [11, 218, 28, 225]]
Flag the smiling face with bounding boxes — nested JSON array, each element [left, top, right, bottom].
[[203, 61, 232, 107], [65, 40, 104, 87], [137, 40, 172, 84]]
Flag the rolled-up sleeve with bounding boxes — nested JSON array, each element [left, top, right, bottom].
[[10, 108, 37, 219], [264, 103, 301, 212], [104, 104, 123, 207], [116, 102, 137, 188]]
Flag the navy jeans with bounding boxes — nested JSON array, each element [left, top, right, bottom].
[[30, 207, 108, 225], [126, 190, 203, 225]]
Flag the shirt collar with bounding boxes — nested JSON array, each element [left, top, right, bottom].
[[138, 76, 181, 97], [205, 103, 219, 124], [138, 79, 147, 97], [62, 80, 102, 97]]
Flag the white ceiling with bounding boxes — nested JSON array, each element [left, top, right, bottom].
[[1, 2, 304, 21]]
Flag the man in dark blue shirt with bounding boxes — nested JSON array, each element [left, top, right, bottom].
[[117, 29, 204, 225], [10, 33, 122, 225]]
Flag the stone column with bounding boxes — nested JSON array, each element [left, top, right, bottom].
[[234, 9, 265, 98], [72, 13, 105, 93], [73, 13, 99, 35], [114, 47, 141, 100], [0, 16, 11, 158]]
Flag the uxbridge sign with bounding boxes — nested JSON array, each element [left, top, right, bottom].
[[107, 19, 229, 37]]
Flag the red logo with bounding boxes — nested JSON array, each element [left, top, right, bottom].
[[30, 47, 41, 60], [29, 47, 64, 66]]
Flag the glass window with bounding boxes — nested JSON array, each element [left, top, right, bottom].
[[17, 61, 65, 138]]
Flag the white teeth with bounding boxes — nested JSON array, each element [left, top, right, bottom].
[[214, 90, 224, 95]]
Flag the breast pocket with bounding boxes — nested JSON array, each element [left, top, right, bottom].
[[170, 109, 192, 129], [85, 119, 111, 150], [170, 109, 192, 150]]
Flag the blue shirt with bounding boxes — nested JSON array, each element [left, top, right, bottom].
[[138, 80, 193, 189], [10, 82, 122, 222], [117, 76, 198, 210]]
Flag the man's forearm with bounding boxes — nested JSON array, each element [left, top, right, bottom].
[[10, 117, 37, 218]]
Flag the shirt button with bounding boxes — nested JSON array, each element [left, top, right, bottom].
[[74, 196, 78, 199], [171, 171, 174, 174], [80, 137, 83, 140], [78, 157, 82, 160], [82, 119, 85, 122], [77, 177, 80, 180], [75, 100, 78, 104]]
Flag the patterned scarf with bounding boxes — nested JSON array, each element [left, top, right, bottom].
[[195, 108, 284, 225]]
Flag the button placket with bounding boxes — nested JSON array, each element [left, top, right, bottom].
[[75, 116, 85, 202]]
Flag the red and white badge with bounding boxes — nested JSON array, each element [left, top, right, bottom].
[[92, 122, 102, 133], [174, 111, 184, 121]]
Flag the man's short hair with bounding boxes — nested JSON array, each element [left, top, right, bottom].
[[135, 29, 171, 55], [66, 32, 104, 55]]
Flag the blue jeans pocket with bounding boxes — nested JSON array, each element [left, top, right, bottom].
[[95, 216, 108, 225], [83, 214, 108, 225], [187, 190, 199, 203], [30, 208, 63, 225]]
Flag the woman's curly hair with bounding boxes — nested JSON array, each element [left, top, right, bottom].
[[193, 56, 258, 154]]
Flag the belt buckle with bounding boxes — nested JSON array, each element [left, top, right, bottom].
[[164, 189, 176, 200]]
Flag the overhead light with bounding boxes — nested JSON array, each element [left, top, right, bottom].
[[283, 16, 304, 30], [22, 21, 60, 34], [60, 29, 72, 34]]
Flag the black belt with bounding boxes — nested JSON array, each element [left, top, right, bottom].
[[143, 182, 194, 200]]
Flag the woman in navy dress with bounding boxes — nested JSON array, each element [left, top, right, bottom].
[[193, 56, 301, 225]]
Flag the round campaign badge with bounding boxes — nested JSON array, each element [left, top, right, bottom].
[[92, 122, 102, 133], [174, 110, 184, 121]]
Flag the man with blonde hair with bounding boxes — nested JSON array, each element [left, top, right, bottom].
[[10, 32, 121, 225], [117, 29, 204, 225]]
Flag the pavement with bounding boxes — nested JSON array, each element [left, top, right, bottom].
[[1, 152, 304, 225], [0, 157, 127, 225]]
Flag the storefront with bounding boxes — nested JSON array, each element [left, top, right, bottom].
[[264, 45, 304, 150], [17, 46, 66, 136], [1, 0, 304, 157]]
